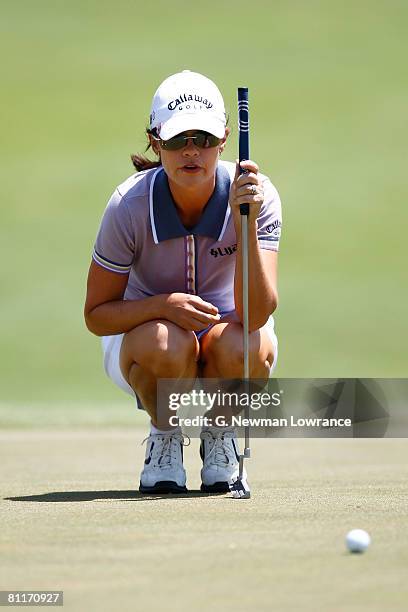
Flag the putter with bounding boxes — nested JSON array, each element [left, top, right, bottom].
[[230, 87, 251, 500]]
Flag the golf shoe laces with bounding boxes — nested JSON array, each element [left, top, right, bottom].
[[204, 431, 236, 467], [142, 432, 190, 469]]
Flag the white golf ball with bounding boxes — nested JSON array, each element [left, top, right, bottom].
[[346, 529, 371, 553]]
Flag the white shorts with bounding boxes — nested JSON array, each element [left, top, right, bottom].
[[101, 317, 279, 407]]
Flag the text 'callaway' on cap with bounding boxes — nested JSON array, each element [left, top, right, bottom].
[[150, 70, 226, 140]]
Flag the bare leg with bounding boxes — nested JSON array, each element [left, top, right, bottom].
[[199, 322, 274, 424], [200, 322, 274, 378], [119, 319, 199, 427]]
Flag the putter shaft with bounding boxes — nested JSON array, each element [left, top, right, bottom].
[[237, 87, 251, 488], [238, 210, 251, 480]]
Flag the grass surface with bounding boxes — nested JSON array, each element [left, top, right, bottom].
[[2, 4, 406, 609], [2, 432, 408, 611], [1, 1, 407, 403]]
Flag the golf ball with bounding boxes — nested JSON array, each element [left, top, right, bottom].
[[346, 529, 371, 553]]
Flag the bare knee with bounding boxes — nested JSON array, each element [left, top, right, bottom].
[[150, 322, 198, 376], [121, 320, 198, 378], [204, 326, 271, 378]]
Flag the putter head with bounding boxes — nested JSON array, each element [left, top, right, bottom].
[[229, 476, 251, 499]]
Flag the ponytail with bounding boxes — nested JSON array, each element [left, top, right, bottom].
[[130, 154, 161, 172], [130, 128, 162, 172]]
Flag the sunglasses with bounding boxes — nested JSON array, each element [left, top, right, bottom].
[[151, 130, 223, 151]]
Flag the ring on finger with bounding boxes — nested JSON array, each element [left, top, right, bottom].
[[250, 185, 257, 195]]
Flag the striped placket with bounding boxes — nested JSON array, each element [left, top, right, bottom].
[[185, 234, 196, 294]]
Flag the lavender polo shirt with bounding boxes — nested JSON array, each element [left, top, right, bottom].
[[92, 160, 282, 315]]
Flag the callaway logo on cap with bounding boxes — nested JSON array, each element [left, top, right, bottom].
[[150, 70, 226, 140]]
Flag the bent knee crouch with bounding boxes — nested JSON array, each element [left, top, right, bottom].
[[120, 319, 199, 376], [203, 325, 272, 378], [217, 347, 271, 378]]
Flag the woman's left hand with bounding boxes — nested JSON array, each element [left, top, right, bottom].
[[229, 159, 264, 228]]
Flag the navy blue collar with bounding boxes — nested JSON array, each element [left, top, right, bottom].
[[150, 164, 231, 243]]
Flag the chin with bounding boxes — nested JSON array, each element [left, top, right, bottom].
[[177, 170, 206, 182]]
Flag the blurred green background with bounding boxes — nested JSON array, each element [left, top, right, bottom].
[[1, 0, 407, 411]]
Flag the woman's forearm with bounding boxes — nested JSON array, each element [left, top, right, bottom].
[[234, 223, 277, 331], [85, 294, 165, 337]]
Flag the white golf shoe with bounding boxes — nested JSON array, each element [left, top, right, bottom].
[[200, 428, 248, 493], [139, 429, 189, 494]]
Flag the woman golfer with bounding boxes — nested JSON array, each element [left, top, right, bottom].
[[84, 70, 282, 494]]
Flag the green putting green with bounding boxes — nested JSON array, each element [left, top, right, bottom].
[[2, 431, 408, 610]]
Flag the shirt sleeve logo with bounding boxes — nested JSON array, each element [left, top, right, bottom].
[[266, 220, 282, 240]]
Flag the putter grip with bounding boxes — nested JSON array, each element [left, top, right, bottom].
[[238, 87, 249, 216]]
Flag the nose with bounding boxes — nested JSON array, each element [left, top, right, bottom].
[[182, 138, 200, 157]]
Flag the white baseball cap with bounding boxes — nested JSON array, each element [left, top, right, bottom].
[[149, 70, 226, 140]]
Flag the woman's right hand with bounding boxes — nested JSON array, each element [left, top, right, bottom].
[[158, 293, 221, 331]]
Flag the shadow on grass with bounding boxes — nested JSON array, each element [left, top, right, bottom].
[[4, 490, 226, 502]]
